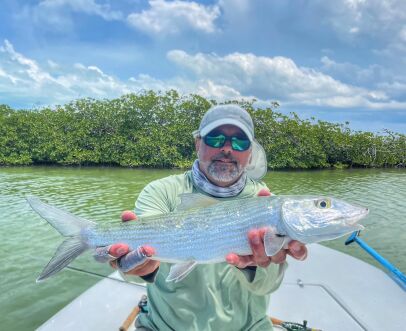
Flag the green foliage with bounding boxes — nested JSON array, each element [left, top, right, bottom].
[[0, 91, 404, 169]]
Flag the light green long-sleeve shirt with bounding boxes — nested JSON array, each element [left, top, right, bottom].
[[130, 171, 286, 331]]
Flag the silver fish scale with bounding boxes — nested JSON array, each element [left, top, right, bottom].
[[85, 196, 284, 263]]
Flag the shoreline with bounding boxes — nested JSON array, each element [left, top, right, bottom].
[[1, 163, 405, 171]]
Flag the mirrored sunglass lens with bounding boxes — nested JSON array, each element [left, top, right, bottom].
[[205, 135, 225, 148], [231, 137, 250, 151]]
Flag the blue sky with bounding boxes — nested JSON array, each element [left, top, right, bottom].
[[0, 0, 405, 133]]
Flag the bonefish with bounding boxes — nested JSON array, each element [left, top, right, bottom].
[[27, 194, 368, 282]]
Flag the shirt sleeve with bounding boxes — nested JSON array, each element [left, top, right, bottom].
[[135, 180, 174, 216]]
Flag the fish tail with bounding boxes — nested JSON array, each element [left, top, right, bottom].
[[27, 196, 94, 281]]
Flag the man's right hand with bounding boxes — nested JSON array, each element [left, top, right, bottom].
[[93, 210, 160, 277]]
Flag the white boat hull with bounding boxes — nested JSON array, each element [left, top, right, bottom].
[[38, 244, 406, 331]]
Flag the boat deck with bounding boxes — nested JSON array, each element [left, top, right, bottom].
[[38, 244, 406, 331]]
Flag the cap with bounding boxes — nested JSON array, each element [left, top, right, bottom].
[[196, 104, 254, 141], [193, 104, 268, 180]]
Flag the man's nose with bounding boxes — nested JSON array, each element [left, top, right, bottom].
[[221, 140, 233, 153]]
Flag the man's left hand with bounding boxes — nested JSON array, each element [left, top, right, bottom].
[[226, 230, 307, 268], [226, 188, 308, 269]]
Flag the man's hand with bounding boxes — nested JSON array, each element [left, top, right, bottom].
[[226, 188, 308, 269], [93, 210, 160, 277]]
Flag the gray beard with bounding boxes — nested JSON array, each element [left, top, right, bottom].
[[207, 161, 243, 184], [192, 160, 246, 197]]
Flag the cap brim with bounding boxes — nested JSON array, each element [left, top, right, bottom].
[[199, 119, 253, 141]]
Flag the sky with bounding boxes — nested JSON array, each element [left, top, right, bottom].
[[0, 0, 405, 133]]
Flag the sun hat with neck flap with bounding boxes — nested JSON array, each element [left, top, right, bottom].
[[192, 104, 268, 180]]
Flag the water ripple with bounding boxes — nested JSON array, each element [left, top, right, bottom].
[[0, 166, 405, 329]]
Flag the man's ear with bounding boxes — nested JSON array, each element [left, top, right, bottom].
[[195, 138, 201, 154]]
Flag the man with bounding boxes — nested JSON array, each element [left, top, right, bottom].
[[95, 105, 307, 330]]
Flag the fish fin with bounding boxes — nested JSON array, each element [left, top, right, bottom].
[[264, 227, 289, 256], [27, 196, 95, 236], [37, 236, 89, 282], [166, 261, 197, 282], [177, 193, 220, 211]]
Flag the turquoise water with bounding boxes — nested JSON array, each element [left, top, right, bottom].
[[0, 166, 405, 329]]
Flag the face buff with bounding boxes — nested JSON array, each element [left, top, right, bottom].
[[192, 160, 247, 198]]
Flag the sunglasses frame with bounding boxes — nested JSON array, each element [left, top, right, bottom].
[[203, 133, 251, 151]]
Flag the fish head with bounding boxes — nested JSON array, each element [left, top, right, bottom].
[[281, 196, 369, 243]]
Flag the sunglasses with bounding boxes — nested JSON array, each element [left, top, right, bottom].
[[203, 133, 251, 151]]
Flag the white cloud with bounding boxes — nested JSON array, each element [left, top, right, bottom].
[[0, 40, 56, 85], [349, 27, 360, 34], [38, 0, 123, 21], [0, 67, 18, 85], [16, 0, 122, 31], [320, 56, 390, 85], [167, 50, 390, 108], [400, 26, 406, 42], [218, 0, 406, 62], [194, 80, 243, 100], [56, 63, 131, 96], [377, 81, 406, 101], [127, 0, 220, 35], [1, 40, 405, 111], [320, 0, 406, 47], [47, 60, 59, 69], [0, 40, 132, 106], [128, 74, 244, 100], [320, 55, 406, 102]]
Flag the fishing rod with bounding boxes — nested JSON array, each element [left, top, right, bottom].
[[345, 231, 406, 291], [66, 266, 130, 284]]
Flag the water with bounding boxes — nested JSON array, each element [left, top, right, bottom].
[[0, 166, 405, 330]]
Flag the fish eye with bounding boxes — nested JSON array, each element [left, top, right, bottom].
[[315, 199, 331, 209]]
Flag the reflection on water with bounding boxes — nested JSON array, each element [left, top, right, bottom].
[[0, 166, 405, 329]]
